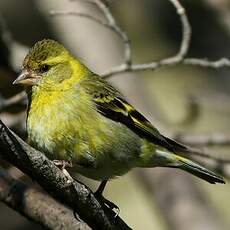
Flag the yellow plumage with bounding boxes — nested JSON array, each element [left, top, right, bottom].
[[14, 39, 224, 194]]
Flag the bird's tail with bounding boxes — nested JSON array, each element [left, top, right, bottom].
[[146, 149, 225, 184], [169, 154, 225, 184]]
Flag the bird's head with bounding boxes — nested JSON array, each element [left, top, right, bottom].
[[13, 39, 74, 89]]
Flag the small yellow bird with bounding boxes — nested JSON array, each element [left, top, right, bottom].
[[13, 39, 224, 207]]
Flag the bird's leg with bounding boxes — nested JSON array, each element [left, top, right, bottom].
[[94, 180, 119, 215], [95, 180, 108, 195], [52, 160, 74, 185]]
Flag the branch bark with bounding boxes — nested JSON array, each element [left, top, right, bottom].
[[0, 167, 91, 230], [0, 120, 131, 230]]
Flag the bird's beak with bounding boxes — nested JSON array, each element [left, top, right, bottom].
[[13, 70, 40, 86]]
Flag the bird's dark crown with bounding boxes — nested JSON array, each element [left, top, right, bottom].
[[23, 39, 66, 69]]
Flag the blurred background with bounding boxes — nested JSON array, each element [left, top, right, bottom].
[[0, 0, 230, 229]]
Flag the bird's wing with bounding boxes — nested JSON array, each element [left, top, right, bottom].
[[81, 75, 187, 152]]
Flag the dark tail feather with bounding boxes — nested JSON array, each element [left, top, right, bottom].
[[177, 156, 225, 184], [161, 137, 225, 184]]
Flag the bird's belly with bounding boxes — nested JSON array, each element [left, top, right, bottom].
[[30, 123, 141, 180], [27, 103, 142, 180], [69, 122, 142, 180], [70, 157, 133, 181]]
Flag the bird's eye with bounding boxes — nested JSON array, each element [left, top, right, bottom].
[[40, 64, 50, 73]]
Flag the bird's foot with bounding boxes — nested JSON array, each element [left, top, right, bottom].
[[53, 159, 73, 169], [53, 160, 74, 185], [73, 210, 84, 223], [94, 192, 120, 217]]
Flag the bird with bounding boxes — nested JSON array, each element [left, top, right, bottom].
[[13, 39, 225, 208]]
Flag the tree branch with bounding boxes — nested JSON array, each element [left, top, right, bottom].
[[0, 120, 131, 230], [183, 57, 230, 68], [51, 0, 131, 67], [0, 167, 91, 230], [50, 0, 230, 78]]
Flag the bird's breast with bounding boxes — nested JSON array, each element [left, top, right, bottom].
[[27, 89, 82, 159], [27, 88, 142, 179]]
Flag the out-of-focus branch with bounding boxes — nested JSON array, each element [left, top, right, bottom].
[[202, 0, 230, 37], [0, 91, 26, 112], [174, 132, 230, 146], [171, 132, 230, 179], [0, 13, 28, 71], [138, 169, 227, 230], [0, 167, 91, 230], [180, 145, 230, 165], [0, 13, 14, 56], [51, 0, 190, 77], [51, 0, 131, 67], [86, 0, 131, 66], [51, 0, 230, 78], [0, 120, 131, 230], [184, 57, 230, 68]]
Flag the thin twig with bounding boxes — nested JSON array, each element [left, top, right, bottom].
[[183, 57, 230, 68], [51, 0, 190, 77], [51, 0, 131, 66], [51, 0, 230, 78], [92, 0, 132, 66]]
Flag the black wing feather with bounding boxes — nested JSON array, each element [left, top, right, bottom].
[[81, 75, 187, 153]]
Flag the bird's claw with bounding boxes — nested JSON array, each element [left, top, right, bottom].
[[73, 210, 84, 222], [53, 160, 74, 186], [53, 160, 73, 169], [104, 198, 120, 218], [94, 193, 120, 218]]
